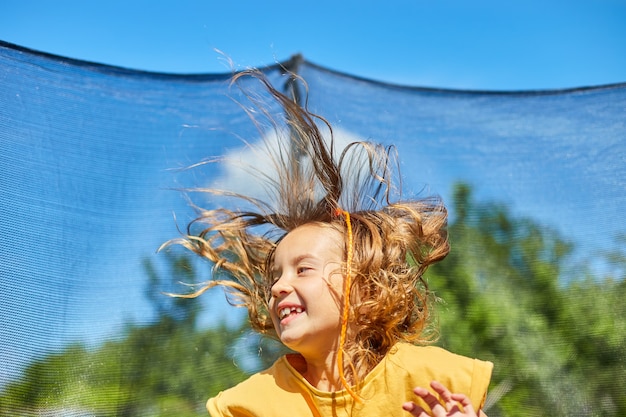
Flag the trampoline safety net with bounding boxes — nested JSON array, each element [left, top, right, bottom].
[[0, 41, 625, 416]]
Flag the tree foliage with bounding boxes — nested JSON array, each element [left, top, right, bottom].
[[0, 253, 249, 416], [428, 183, 626, 416], [1, 183, 624, 416]]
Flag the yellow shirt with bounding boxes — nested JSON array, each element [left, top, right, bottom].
[[207, 343, 493, 417]]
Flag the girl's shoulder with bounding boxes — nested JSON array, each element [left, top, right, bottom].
[[389, 342, 487, 365], [377, 343, 493, 409], [207, 356, 314, 417]]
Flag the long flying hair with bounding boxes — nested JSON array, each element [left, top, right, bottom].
[[163, 69, 449, 387]]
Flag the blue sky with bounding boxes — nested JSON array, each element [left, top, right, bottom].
[[1, 0, 625, 90]]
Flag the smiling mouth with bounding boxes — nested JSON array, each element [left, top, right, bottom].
[[278, 306, 304, 320]]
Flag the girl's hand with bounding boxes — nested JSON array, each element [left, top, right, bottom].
[[402, 381, 486, 417]]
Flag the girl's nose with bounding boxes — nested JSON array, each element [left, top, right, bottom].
[[271, 275, 292, 298]]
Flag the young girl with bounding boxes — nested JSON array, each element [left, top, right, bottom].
[[166, 70, 493, 416]]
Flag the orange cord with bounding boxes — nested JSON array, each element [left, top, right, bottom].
[[335, 209, 362, 403]]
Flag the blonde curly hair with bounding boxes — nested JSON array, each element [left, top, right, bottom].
[[164, 69, 449, 387]]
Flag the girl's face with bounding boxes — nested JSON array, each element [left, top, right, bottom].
[[269, 223, 345, 357]]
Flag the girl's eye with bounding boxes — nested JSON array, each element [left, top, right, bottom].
[[297, 266, 311, 274]]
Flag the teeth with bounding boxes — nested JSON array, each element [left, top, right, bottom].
[[279, 307, 303, 320]]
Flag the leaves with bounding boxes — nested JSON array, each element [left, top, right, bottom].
[[429, 183, 626, 416]]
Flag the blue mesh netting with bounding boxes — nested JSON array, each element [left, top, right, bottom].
[[1, 41, 625, 416]]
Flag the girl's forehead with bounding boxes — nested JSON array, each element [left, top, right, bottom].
[[274, 223, 344, 259], [284, 222, 342, 242]]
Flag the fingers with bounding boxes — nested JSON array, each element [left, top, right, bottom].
[[417, 385, 452, 416], [403, 386, 445, 416], [429, 381, 456, 410], [402, 400, 431, 417], [450, 393, 476, 416], [403, 381, 477, 417]]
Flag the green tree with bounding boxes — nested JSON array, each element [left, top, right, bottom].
[[0, 252, 249, 416], [427, 183, 625, 416]]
